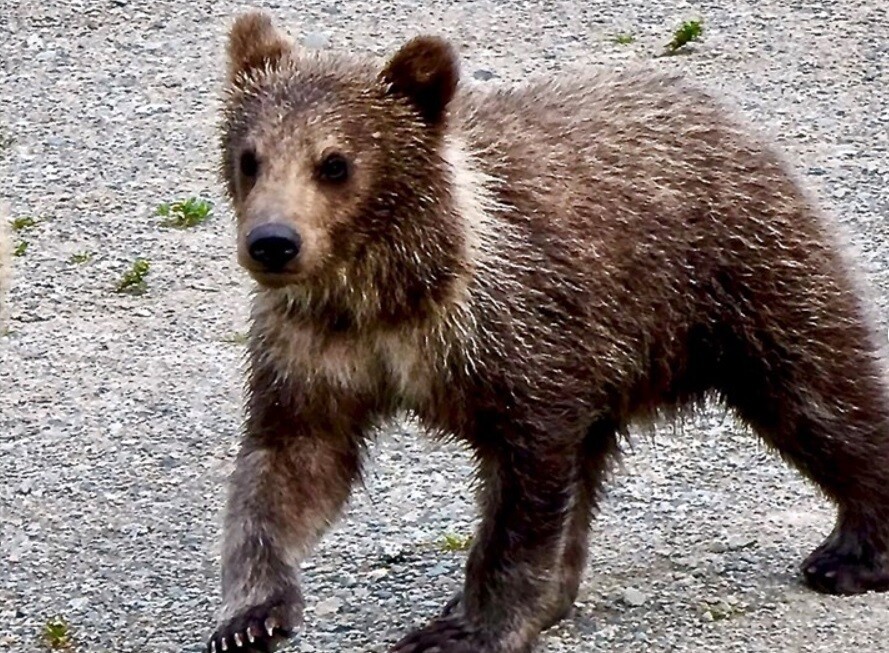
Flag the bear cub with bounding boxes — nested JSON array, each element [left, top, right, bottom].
[[208, 10, 889, 653]]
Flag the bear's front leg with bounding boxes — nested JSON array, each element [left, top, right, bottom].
[[392, 433, 579, 653], [207, 364, 370, 653]]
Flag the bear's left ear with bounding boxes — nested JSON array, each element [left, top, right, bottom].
[[227, 11, 291, 85], [380, 36, 459, 125]]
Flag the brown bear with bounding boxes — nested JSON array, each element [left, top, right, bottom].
[[208, 10, 889, 653]]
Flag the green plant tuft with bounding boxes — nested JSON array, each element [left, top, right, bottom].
[[116, 258, 151, 294], [13, 241, 28, 257], [156, 198, 213, 229], [69, 251, 94, 264], [698, 597, 747, 622], [42, 616, 73, 650], [665, 19, 703, 54], [221, 331, 249, 345], [614, 33, 635, 45], [11, 216, 38, 231], [440, 533, 473, 552]]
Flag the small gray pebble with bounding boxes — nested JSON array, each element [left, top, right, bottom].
[[303, 32, 331, 50], [472, 69, 497, 81], [622, 587, 647, 607]]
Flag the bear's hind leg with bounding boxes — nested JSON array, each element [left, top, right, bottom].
[[719, 306, 889, 595]]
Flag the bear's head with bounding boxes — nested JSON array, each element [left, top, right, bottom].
[[221, 12, 467, 326]]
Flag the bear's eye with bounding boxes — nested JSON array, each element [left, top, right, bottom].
[[317, 152, 350, 184], [239, 150, 259, 178]]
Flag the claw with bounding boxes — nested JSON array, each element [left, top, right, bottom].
[[234, 633, 243, 648], [209, 640, 217, 653], [265, 618, 277, 638], [246, 626, 256, 644], [221, 637, 228, 652]]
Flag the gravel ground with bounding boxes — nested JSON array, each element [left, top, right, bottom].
[[1, 1, 888, 652]]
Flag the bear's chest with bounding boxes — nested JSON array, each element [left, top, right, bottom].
[[259, 320, 441, 411]]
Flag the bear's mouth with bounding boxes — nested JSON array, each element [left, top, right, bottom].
[[246, 270, 302, 289]]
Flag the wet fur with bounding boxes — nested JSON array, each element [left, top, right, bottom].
[[208, 11, 889, 653]]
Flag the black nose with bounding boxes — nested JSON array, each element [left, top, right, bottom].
[[246, 224, 301, 272]]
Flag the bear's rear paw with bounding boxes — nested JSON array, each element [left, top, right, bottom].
[[207, 596, 298, 653], [391, 615, 505, 653], [803, 530, 889, 595]]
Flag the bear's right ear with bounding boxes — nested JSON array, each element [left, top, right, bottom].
[[226, 11, 291, 84], [380, 36, 459, 125]]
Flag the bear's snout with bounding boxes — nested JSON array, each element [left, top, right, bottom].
[[246, 223, 302, 272]]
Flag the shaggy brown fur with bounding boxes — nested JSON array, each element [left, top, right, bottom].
[[208, 11, 889, 653]]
